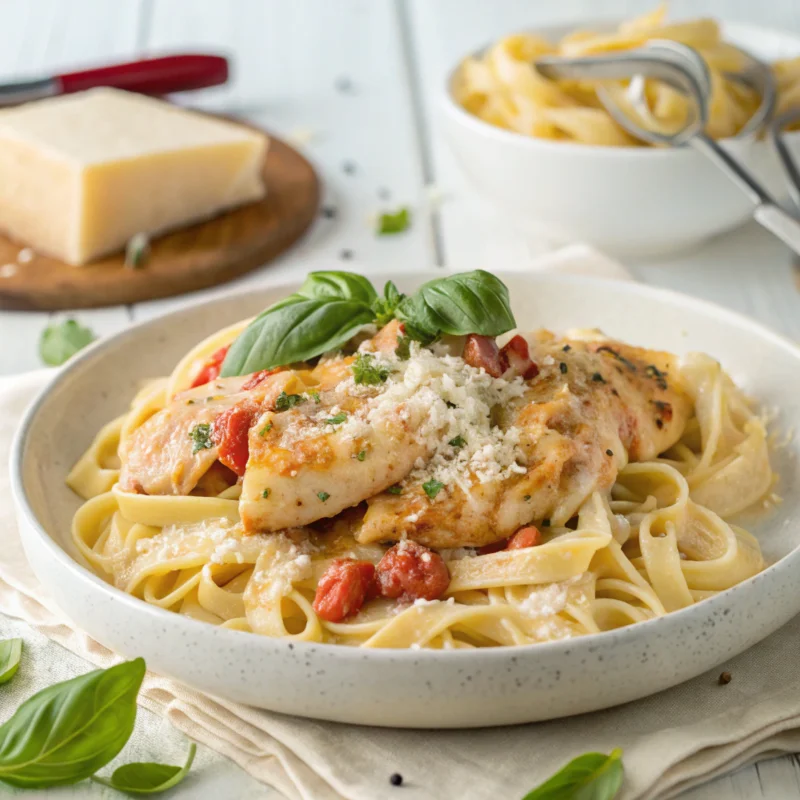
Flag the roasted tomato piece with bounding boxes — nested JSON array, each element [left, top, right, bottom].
[[376, 541, 450, 602], [500, 335, 539, 380], [212, 403, 258, 476], [190, 345, 230, 388], [241, 368, 281, 391], [313, 559, 376, 622], [507, 526, 542, 549], [462, 334, 504, 378]]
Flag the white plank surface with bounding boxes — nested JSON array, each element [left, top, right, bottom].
[[1, 0, 800, 797]]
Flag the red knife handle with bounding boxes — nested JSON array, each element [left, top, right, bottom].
[[57, 54, 229, 96]]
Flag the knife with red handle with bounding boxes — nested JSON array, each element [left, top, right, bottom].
[[0, 54, 229, 106]]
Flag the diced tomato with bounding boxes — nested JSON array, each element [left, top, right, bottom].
[[313, 559, 376, 622], [190, 345, 230, 388], [507, 526, 542, 549], [500, 335, 539, 380], [212, 403, 257, 476], [241, 368, 281, 391], [462, 334, 505, 378], [477, 539, 507, 555], [376, 541, 450, 602]]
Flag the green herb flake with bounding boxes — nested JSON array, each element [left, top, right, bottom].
[[387, 485, 403, 495], [0, 639, 22, 685], [275, 391, 304, 411], [395, 334, 412, 360], [39, 319, 96, 367], [591, 372, 606, 383], [521, 748, 623, 800], [448, 435, 466, 448], [377, 207, 411, 235], [309, 390, 321, 403], [356, 450, 367, 461], [542, 519, 551, 527], [124, 232, 150, 269], [422, 479, 445, 500], [259, 422, 273, 437], [559, 362, 568, 374], [188, 423, 214, 454], [445, 400, 458, 409], [352, 352, 391, 386], [92, 742, 196, 795], [372, 281, 405, 326], [318, 491, 331, 502], [524, 495, 531, 501], [262, 489, 270, 499], [326, 412, 347, 425]]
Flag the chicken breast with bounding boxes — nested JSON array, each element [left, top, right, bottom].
[[357, 333, 691, 548]]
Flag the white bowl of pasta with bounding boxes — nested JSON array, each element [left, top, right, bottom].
[[11, 269, 800, 728], [442, 12, 800, 257]]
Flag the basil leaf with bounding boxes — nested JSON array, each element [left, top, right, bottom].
[[396, 270, 515, 340], [221, 271, 378, 376], [0, 639, 22, 685], [298, 271, 378, 305], [377, 207, 411, 235], [372, 280, 405, 326], [0, 658, 145, 788], [39, 319, 96, 367], [92, 742, 196, 795], [521, 749, 623, 800]]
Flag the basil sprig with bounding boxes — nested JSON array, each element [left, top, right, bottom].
[[0, 658, 145, 788], [92, 742, 196, 794], [221, 269, 516, 376], [0, 639, 21, 685], [521, 749, 623, 800]]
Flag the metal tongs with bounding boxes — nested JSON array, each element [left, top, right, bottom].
[[537, 41, 800, 255]]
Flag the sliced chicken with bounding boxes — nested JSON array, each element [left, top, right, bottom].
[[358, 333, 691, 548], [119, 371, 302, 495]]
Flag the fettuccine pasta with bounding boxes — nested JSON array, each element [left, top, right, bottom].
[[454, 4, 800, 145]]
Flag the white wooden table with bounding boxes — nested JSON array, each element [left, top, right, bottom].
[[2, 1, 800, 797]]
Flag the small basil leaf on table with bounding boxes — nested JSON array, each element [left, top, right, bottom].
[[521, 748, 624, 800], [377, 207, 411, 234], [221, 271, 379, 376], [0, 639, 22, 685], [92, 742, 196, 795], [0, 658, 145, 788], [396, 270, 516, 341], [39, 319, 96, 367]]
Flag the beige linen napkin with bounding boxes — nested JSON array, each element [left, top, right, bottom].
[[2, 249, 800, 800]]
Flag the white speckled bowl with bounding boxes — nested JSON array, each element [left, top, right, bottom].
[[11, 272, 800, 728]]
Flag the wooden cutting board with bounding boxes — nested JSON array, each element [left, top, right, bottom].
[[0, 131, 319, 311]]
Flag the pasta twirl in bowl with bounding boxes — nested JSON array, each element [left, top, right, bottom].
[[442, 10, 800, 256], [10, 271, 800, 727]]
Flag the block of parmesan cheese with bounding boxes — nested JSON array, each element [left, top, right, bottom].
[[0, 88, 268, 265]]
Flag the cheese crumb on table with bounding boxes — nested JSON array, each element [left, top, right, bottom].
[[0, 88, 268, 265]]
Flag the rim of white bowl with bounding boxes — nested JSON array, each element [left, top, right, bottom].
[[10, 271, 800, 662], [441, 18, 800, 158]]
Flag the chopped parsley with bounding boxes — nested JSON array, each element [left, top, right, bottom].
[[262, 489, 270, 499], [395, 334, 412, 360], [356, 450, 367, 461], [542, 519, 551, 527], [597, 346, 637, 372], [326, 412, 348, 425], [591, 372, 606, 383], [422, 479, 445, 499], [559, 362, 568, 374], [562, 344, 571, 352], [259, 422, 273, 436], [387, 485, 403, 495], [445, 400, 457, 409], [377, 207, 411, 235], [448, 435, 466, 448], [606, 449, 613, 456], [317, 491, 330, 502], [186, 399, 196, 405], [188, 423, 213, 454], [645, 364, 668, 389], [352, 352, 391, 386], [524, 494, 532, 501], [308, 390, 321, 403], [275, 391, 304, 411]]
